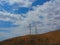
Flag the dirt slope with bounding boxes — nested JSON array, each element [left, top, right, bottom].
[[1, 30, 60, 45]]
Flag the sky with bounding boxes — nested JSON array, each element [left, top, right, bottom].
[[0, 0, 60, 41]]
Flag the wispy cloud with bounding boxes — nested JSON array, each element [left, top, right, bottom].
[[0, 0, 36, 7], [0, 11, 25, 25]]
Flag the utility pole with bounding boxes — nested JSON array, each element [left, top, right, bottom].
[[28, 22, 38, 35], [34, 22, 38, 34], [29, 24, 31, 35]]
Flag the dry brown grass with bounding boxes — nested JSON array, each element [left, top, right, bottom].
[[0, 30, 60, 45]]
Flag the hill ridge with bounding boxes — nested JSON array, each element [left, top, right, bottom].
[[1, 30, 60, 45]]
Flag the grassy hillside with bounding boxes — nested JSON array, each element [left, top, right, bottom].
[[1, 30, 60, 45]]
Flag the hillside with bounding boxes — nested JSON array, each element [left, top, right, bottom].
[[0, 30, 60, 45], [0, 41, 1, 45]]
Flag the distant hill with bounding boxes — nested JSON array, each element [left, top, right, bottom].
[[0, 30, 60, 45]]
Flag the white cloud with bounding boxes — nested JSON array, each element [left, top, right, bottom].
[[0, 11, 26, 25], [10, 0, 60, 34], [0, 0, 36, 7]]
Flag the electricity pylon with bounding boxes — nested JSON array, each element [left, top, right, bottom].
[[29, 24, 31, 34], [28, 22, 38, 35], [34, 22, 38, 34]]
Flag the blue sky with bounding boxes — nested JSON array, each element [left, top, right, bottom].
[[0, 0, 50, 14], [0, 0, 60, 41]]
